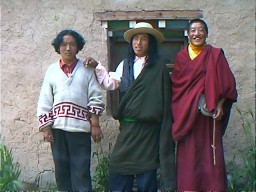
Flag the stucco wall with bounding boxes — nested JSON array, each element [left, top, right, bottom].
[[1, 0, 255, 187]]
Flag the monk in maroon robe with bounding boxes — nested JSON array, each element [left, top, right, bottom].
[[171, 19, 237, 191]]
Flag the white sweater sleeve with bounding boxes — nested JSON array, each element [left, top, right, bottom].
[[37, 65, 55, 131], [87, 67, 105, 116], [94, 61, 123, 90]]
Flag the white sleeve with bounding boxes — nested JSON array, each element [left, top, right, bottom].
[[37, 68, 54, 117], [37, 66, 55, 131], [87, 68, 105, 115], [94, 61, 123, 90]]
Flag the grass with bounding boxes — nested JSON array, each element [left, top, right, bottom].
[[226, 107, 256, 191], [92, 142, 112, 192], [0, 143, 24, 191]]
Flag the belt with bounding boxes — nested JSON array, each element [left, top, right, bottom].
[[122, 117, 138, 122]]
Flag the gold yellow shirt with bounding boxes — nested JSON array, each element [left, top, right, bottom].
[[188, 43, 207, 60]]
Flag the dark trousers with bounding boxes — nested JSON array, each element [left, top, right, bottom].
[[51, 129, 92, 192], [109, 170, 157, 192]]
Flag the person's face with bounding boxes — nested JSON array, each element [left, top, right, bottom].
[[59, 35, 78, 63], [132, 33, 149, 57], [188, 22, 208, 47]]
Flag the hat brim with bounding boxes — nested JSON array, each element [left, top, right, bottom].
[[124, 27, 164, 43]]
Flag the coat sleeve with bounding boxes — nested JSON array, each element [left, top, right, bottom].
[[159, 66, 177, 190], [205, 48, 237, 111]]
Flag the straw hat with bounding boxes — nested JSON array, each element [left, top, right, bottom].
[[124, 22, 164, 43]]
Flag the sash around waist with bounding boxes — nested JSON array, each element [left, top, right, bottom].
[[122, 117, 161, 125], [122, 117, 138, 122]]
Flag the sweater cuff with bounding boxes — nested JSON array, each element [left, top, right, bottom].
[[88, 105, 104, 116], [38, 112, 54, 131], [39, 124, 52, 132]]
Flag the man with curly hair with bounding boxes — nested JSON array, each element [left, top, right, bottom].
[[37, 29, 105, 191]]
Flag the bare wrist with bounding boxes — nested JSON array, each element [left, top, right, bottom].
[[91, 124, 100, 128]]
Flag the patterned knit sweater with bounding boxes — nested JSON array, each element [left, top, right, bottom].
[[37, 59, 104, 132]]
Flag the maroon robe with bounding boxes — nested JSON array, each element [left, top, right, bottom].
[[171, 44, 237, 191]]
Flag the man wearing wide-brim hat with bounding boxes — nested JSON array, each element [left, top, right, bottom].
[[85, 22, 176, 191], [123, 22, 165, 43]]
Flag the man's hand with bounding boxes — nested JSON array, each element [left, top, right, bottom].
[[84, 56, 98, 68], [213, 98, 226, 120], [91, 125, 103, 143], [43, 128, 54, 143], [213, 107, 224, 120]]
